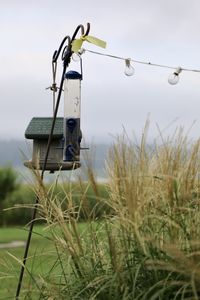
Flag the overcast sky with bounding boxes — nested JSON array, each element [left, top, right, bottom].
[[1, 0, 200, 143]]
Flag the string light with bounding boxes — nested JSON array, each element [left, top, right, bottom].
[[72, 48, 85, 62], [168, 67, 182, 85], [77, 48, 200, 84], [72, 52, 81, 62]]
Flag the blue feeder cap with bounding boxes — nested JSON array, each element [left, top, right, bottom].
[[65, 70, 82, 80]]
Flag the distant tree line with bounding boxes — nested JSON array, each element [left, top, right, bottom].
[[0, 166, 32, 226]]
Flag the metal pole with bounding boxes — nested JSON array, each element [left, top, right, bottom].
[[15, 23, 90, 299]]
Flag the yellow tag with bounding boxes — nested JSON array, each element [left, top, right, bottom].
[[71, 39, 84, 53], [71, 35, 106, 53], [84, 36, 106, 49]]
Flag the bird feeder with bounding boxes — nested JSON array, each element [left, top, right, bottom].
[[24, 70, 82, 173], [63, 70, 82, 162]]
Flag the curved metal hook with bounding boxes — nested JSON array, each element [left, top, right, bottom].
[[84, 23, 90, 36], [71, 23, 90, 40], [61, 44, 71, 61], [53, 35, 71, 63], [52, 23, 91, 64], [71, 24, 85, 41]]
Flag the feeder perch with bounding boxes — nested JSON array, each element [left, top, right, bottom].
[[24, 117, 82, 172]]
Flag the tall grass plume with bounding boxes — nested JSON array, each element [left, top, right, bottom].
[[12, 123, 200, 299]]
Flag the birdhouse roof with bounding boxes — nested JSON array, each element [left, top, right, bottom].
[[25, 117, 63, 140]]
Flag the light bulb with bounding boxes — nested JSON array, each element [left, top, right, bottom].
[[168, 67, 182, 85], [72, 48, 85, 62], [72, 53, 81, 62], [124, 58, 134, 76]]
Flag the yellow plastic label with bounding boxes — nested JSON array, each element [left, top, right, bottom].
[[72, 35, 106, 53]]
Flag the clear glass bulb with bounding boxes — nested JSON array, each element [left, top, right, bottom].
[[124, 59, 134, 76], [72, 53, 81, 62], [168, 73, 179, 85], [168, 67, 182, 85], [72, 48, 85, 62]]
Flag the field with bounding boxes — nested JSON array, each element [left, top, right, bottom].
[[0, 222, 98, 300], [0, 225, 56, 299]]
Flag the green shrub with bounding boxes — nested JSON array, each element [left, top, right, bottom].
[[3, 184, 35, 225], [0, 166, 19, 225], [0, 166, 18, 199]]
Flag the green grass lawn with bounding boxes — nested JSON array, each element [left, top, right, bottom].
[[0, 225, 57, 299], [0, 222, 94, 299]]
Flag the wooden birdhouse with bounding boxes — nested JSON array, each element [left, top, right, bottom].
[[24, 117, 81, 172]]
